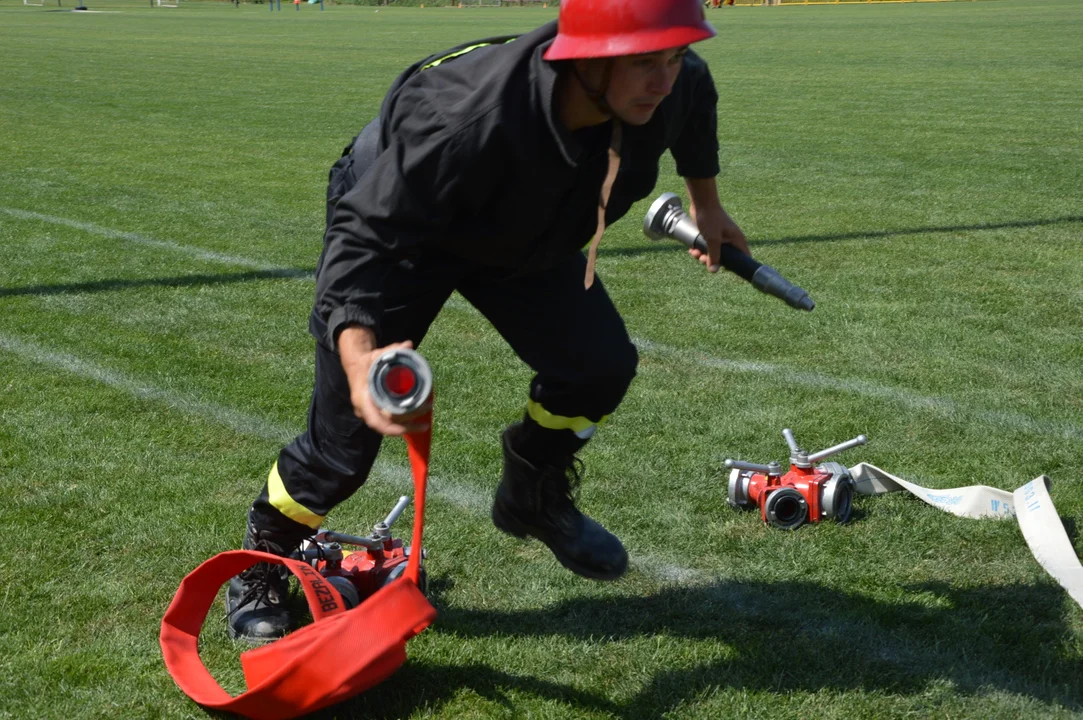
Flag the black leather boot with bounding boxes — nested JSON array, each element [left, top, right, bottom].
[[224, 510, 308, 641], [492, 425, 628, 580]]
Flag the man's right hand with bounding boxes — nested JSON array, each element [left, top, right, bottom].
[[336, 326, 432, 436]]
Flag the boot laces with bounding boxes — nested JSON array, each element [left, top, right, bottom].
[[540, 456, 584, 528], [226, 538, 292, 620]]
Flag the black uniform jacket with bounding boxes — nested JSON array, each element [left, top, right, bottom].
[[313, 20, 720, 349]]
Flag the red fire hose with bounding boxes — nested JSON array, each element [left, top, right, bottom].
[[160, 419, 435, 720]]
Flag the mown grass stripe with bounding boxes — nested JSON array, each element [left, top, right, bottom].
[[0, 332, 296, 442], [3, 202, 1074, 443], [0, 331, 700, 583], [631, 337, 1083, 442], [0, 206, 309, 275]]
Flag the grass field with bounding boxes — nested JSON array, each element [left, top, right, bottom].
[[1, 0, 1082, 717]]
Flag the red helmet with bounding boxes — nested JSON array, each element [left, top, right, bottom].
[[544, 0, 716, 61]]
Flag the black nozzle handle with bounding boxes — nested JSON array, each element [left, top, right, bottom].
[[749, 264, 816, 312], [712, 244, 814, 312], [643, 193, 815, 311]]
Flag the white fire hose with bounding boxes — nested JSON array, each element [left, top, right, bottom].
[[849, 463, 1083, 609]]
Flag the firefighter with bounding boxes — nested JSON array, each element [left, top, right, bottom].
[[227, 0, 749, 640]]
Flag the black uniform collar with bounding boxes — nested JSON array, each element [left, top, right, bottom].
[[532, 31, 607, 168]]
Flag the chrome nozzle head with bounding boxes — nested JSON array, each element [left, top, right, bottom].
[[368, 348, 433, 415], [643, 192, 683, 242]]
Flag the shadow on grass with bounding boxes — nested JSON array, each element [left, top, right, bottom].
[[6, 215, 1079, 299], [307, 577, 1083, 719], [325, 661, 622, 719], [7, 216, 1081, 300], [199, 661, 619, 720], [1063, 518, 1078, 547], [599, 214, 1083, 257], [0, 268, 315, 298]]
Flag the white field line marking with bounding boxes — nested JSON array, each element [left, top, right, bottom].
[[0, 334, 296, 442], [0, 206, 309, 277], [445, 298, 1083, 442], [0, 332, 697, 583], [4, 208, 1076, 441], [632, 337, 1083, 442]]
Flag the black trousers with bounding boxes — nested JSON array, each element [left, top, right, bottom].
[[251, 124, 639, 534]]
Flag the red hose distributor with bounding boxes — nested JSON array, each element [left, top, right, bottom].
[[298, 495, 426, 610], [725, 429, 867, 530]]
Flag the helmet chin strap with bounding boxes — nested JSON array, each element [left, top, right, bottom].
[[565, 59, 624, 289], [572, 59, 615, 118]]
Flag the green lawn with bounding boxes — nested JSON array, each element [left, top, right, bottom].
[[1, 0, 1082, 717]]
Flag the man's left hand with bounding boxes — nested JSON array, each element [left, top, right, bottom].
[[687, 203, 750, 273]]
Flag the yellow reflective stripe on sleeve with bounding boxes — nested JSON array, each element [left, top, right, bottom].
[[421, 43, 494, 71], [267, 461, 324, 529], [419, 36, 516, 71], [526, 399, 609, 435]]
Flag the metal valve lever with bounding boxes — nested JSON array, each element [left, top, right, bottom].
[[320, 530, 383, 549], [317, 495, 413, 548], [724, 459, 783, 475], [643, 193, 815, 311], [381, 495, 411, 529], [372, 495, 411, 540], [780, 428, 867, 467], [808, 435, 868, 463], [782, 428, 801, 455]]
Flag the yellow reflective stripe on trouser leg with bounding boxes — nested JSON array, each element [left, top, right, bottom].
[[267, 461, 324, 529], [526, 399, 608, 440]]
